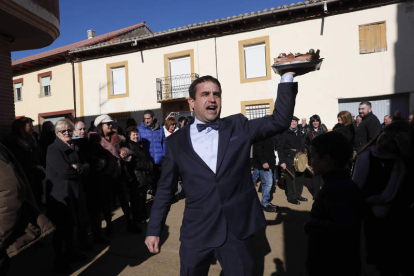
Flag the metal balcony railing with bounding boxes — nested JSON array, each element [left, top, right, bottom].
[[156, 73, 199, 101]]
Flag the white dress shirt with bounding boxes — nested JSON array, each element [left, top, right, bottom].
[[190, 117, 219, 173]]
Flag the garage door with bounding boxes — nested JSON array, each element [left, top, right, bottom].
[[338, 93, 410, 121]]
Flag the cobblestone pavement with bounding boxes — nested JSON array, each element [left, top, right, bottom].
[[8, 184, 315, 276]]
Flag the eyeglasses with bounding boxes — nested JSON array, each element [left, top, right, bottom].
[[104, 122, 114, 126], [59, 129, 73, 134]]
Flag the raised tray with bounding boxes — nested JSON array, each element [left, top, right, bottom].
[[271, 58, 324, 75]]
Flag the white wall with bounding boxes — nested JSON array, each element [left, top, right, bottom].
[[80, 2, 414, 128]]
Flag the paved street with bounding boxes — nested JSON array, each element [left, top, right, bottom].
[[8, 183, 314, 276]]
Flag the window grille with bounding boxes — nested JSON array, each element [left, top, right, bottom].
[[245, 104, 270, 120]]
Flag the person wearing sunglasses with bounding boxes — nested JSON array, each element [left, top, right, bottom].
[[45, 119, 90, 272], [164, 117, 178, 138], [89, 115, 141, 236]]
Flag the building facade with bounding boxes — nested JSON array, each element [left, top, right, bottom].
[[13, 0, 414, 130]]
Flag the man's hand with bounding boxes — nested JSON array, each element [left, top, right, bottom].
[[71, 164, 79, 170], [145, 236, 160, 253], [280, 163, 287, 170], [262, 163, 270, 170]]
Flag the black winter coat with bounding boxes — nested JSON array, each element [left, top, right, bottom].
[[4, 133, 44, 184], [277, 128, 305, 165], [252, 137, 276, 169], [305, 170, 362, 276], [304, 127, 327, 151], [124, 141, 152, 187], [332, 123, 355, 145], [46, 138, 90, 205], [354, 112, 381, 151]]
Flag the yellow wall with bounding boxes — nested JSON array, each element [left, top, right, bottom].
[[13, 63, 75, 128]]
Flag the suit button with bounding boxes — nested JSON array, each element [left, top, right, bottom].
[[216, 178, 220, 183]]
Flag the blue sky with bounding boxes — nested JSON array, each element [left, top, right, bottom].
[[12, 0, 294, 60]]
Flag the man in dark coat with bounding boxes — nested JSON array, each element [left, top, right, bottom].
[[354, 101, 381, 151], [252, 136, 278, 212], [277, 116, 307, 205], [145, 72, 301, 276]]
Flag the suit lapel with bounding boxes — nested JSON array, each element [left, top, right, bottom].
[[216, 118, 232, 174], [183, 124, 214, 173]]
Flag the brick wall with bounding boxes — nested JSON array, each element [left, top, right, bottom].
[[0, 37, 15, 139]]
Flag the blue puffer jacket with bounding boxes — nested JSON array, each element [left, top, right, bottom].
[[138, 119, 166, 165]]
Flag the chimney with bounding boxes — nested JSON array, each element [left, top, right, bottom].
[[87, 29, 96, 39]]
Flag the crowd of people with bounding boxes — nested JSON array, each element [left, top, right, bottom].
[[250, 101, 414, 275], [0, 111, 192, 274], [1, 91, 413, 275]]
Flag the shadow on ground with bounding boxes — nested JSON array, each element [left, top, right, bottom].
[[7, 199, 171, 276], [268, 207, 310, 276]]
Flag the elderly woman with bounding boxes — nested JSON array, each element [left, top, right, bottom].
[[46, 119, 90, 273], [164, 117, 177, 138], [122, 126, 152, 224]]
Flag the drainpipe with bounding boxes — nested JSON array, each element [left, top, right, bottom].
[[71, 61, 77, 118]]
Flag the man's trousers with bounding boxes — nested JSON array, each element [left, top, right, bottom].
[[179, 229, 254, 276]]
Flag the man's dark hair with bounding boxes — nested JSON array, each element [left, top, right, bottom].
[[143, 110, 154, 117], [359, 101, 372, 107], [311, 132, 353, 169], [189, 75, 222, 100], [177, 116, 188, 128], [125, 118, 138, 129], [356, 115, 362, 119]]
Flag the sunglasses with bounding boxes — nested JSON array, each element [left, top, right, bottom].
[[59, 129, 73, 134], [104, 122, 114, 126]]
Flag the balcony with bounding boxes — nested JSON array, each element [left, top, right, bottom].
[[156, 73, 199, 102]]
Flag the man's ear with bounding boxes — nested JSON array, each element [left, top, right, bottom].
[[188, 98, 195, 110]]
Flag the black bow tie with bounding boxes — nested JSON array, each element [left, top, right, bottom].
[[196, 121, 220, 132]]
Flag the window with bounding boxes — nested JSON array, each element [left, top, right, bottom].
[[14, 82, 22, 101], [111, 67, 126, 95], [163, 49, 195, 100], [169, 56, 191, 98], [42, 76, 51, 96], [239, 36, 271, 83], [244, 43, 267, 79], [241, 99, 274, 120], [106, 61, 129, 99], [245, 104, 270, 120], [359, 21, 387, 54]]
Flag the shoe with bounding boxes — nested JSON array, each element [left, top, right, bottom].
[[127, 220, 142, 233], [93, 235, 110, 245], [268, 203, 279, 209], [105, 222, 113, 236], [288, 199, 301, 205], [298, 196, 308, 202], [262, 204, 278, 212]]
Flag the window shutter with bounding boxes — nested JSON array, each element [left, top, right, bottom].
[[169, 56, 191, 76], [112, 67, 126, 95], [359, 22, 387, 54], [244, 43, 267, 79], [42, 76, 50, 86]]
